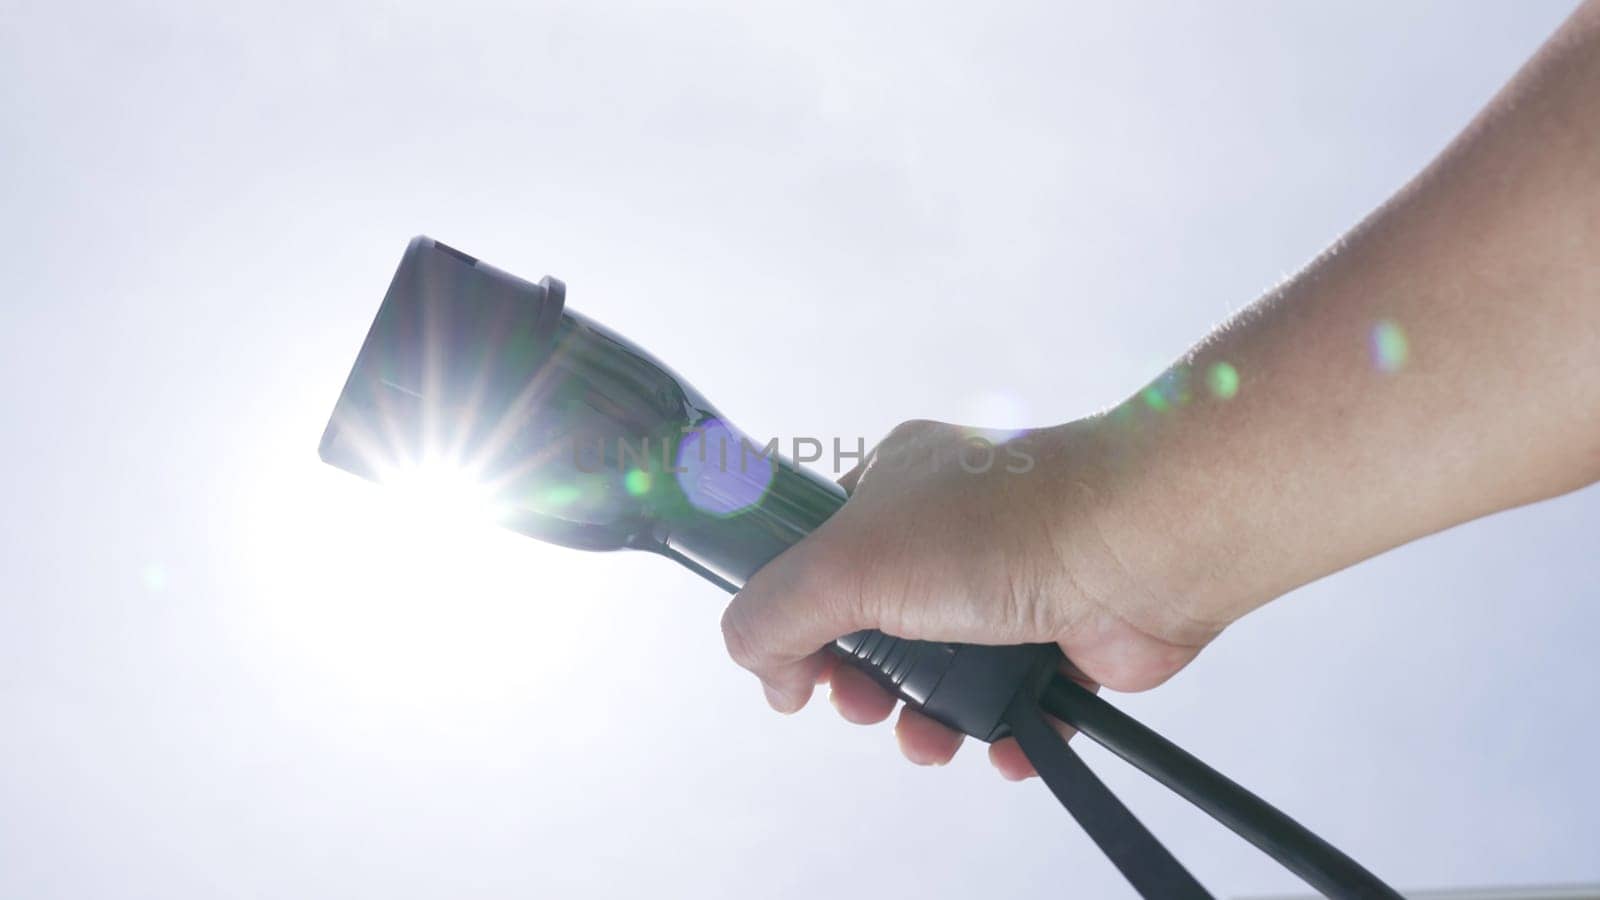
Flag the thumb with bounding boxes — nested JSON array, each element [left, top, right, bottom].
[[721, 535, 869, 713]]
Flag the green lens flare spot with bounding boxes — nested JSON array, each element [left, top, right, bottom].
[[625, 468, 653, 496], [141, 563, 166, 592], [1141, 368, 1190, 412], [1206, 361, 1239, 399], [542, 484, 582, 507], [1372, 320, 1409, 373]]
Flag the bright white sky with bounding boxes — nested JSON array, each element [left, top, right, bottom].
[[2, 1, 1596, 897]]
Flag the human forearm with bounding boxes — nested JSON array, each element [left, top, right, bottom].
[[1093, 0, 1600, 627], [723, 0, 1600, 774]]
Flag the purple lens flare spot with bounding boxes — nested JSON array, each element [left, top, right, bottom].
[[676, 419, 776, 516]]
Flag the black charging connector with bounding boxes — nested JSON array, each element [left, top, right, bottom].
[[834, 632, 1059, 742], [321, 237, 1404, 900]]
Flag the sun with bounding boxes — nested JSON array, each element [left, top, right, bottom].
[[372, 457, 510, 529], [234, 437, 590, 717]]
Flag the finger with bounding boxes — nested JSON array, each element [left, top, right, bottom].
[[894, 705, 965, 766], [988, 673, 1097, 779], [986, 715, 1083, 780], [988, 737, 1036, 781], [750, 649, 832, 714], [827, 660, 897, 725], [814, 652, 841, 685], [722, 536, 868, 713]]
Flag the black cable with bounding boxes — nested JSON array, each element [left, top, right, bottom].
[[1039, 677, 1402, 900], [710, 549, 1396, 898], [1005, 692, 1212, 898]]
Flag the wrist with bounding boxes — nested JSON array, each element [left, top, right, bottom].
[[1046, 411, 1249, 646]]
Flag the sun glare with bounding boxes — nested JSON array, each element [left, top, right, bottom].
[[236, 439, 594, 721], [374, 458, 509, 528]]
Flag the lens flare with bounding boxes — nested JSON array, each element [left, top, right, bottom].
[[375, 457, 507, 526], [1371, 320, 1409, 373], [676, 419, 774, 516], [624, 468, 653, 496], [962, 390, 1031, 444], [1141, 367, 1191, 412], [1206, 361, 1240, 400], [540, 483, 582, 508], [141, 562, 167, 592]]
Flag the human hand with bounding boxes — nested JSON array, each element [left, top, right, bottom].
[[720, 418, 1229, 778]]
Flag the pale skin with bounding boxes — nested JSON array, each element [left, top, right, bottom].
[[721, 1, 1600, 779]]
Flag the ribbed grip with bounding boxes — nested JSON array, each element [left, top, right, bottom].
[[833, 630, 959, 706], [834, 630, 1060, 743]]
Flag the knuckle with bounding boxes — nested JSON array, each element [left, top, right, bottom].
[[885, 418, 945, 445], [889, 417, 934, 436]]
